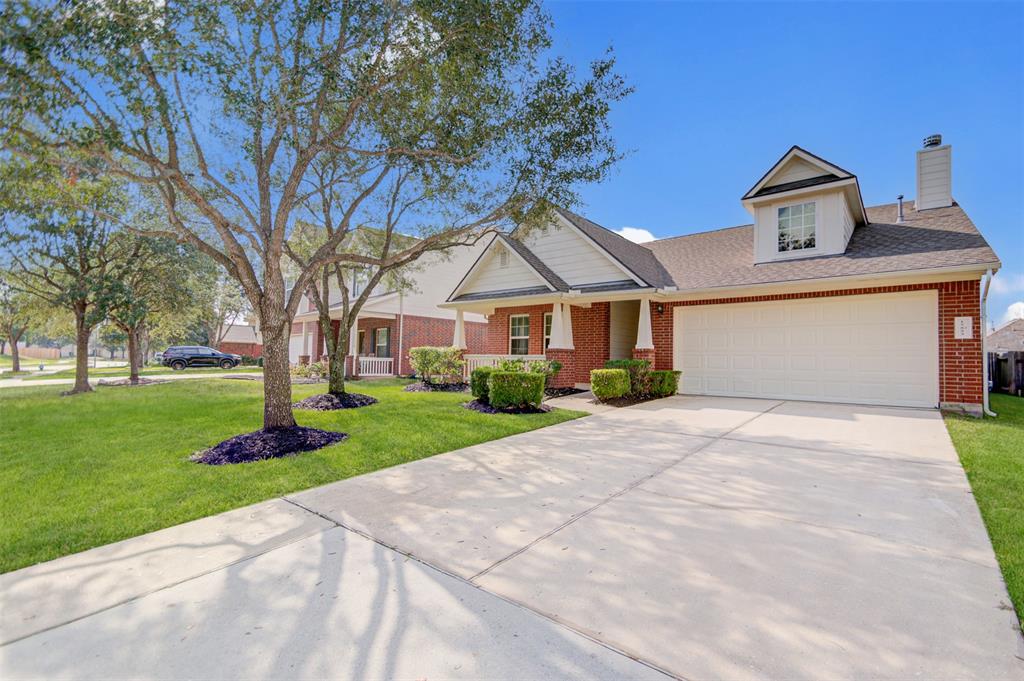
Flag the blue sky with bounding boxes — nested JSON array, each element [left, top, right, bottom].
[[544, 1, 1023, 326]]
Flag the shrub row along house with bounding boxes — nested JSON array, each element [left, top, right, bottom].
[[442, 137, 1001, 415]]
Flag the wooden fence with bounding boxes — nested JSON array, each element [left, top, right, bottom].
[[988, 351, 1024, 397]]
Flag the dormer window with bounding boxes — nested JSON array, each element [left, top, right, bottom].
[[777, 202, 816, 252]]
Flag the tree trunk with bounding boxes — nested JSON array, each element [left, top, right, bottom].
[[0, 338, 7, 356], [8, 328, 22, 372], [260, 318, 296, 429], [70, 314, 92, 394], [127, 326, 141, 385], [328, 319, 350, 395]]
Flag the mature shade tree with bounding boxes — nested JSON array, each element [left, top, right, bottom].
[[0, 164, 131, 393], [191, 264, 247, 350], [0, 0, 629, 430], [0, 276, 36, 372], [107, 236, 197, 383]]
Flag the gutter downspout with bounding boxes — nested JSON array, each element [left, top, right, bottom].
[[982, 269, 997, 417]]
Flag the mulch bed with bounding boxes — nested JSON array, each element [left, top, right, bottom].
[[596, 396, 657, 408], [544, 387, 585, 399], [97, 377, 167, 387], [462, 399, 551, 415], [403, 381, 470, 393], [191, 426, 347, 465], [292, 392, 378, 410]]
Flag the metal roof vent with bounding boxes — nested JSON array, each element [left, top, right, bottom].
[[923, 134, 943, 148]]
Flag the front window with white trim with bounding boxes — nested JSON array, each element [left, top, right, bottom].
[[777, 201, 816, 252], [543, 313, 552, 349], [509, 314, 530, 355], [374, 327, 390, 357]]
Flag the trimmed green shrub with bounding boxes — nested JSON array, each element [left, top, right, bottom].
[[647, 370, 681, 398], [488, 371, 545, 409], [471, 365, 497, 401], [591, 369, 630, 401], [527, 359, 563, 387], [408, 346, 465, 384], [497, 357, 526, 372], [604, 358, 650, 397]]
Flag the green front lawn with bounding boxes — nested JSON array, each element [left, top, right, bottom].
[[20, 365, 265, 380], [0, 379, 583, 573], [945, 393, 1024, 624]]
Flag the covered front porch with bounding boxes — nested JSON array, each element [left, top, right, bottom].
[[448, 295, 660, 387], [291, 312, 401, 378]]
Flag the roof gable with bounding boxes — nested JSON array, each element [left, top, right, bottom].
[[447, 234, 565, 302], [743, 146, 855, 200]]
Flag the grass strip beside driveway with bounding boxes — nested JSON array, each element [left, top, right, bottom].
[[0, 378, 583, 573], [945, 393, 1024, 625]]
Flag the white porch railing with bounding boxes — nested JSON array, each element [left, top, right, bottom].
[[358, 356, 394, 377], [462, 354, 546, 378]]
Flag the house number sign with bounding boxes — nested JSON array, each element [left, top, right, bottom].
[[954, 316, 973, 340]]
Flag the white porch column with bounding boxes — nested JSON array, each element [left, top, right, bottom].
[[636, 298, 654, 349], [548, 302, 575, 350], [349, 322, 359, 356], [453, 309, 467, 349], [561, 302, 574, 349], [301, 322, 310, 355]]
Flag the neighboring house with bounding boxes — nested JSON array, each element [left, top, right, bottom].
[[290, 242, 489, 376], [987, 318, 1024, 396], [443, 136, 1001, 415], [987, 318, 1024, 353], [217, 323, 264, 358]]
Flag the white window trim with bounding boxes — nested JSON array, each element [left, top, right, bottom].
[[776, 200, 819, 255], [509, 314, 530, 355], [374, 327, 389, 357], [543, 312, 552, 350]]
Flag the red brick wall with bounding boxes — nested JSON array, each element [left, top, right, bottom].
[[487, 281, 983, 406], [312, 314, 486, 375], [650, 280, 983, 407], [486, 303, 610, 384], [218, 341, 262, 358]]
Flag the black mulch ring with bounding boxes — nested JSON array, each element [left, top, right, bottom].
[[97, 377, 167, 387], [403, 381, 470, 393], [192, 426, 347, 465], [292, 392, 378, 410], [544, 387, 585, 399], [462, 399, 551, 415], [597, 395, 659, 408]]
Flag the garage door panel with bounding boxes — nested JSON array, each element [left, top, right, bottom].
[[673, 292, 938, 408]]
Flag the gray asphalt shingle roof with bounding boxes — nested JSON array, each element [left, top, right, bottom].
[[642, 201, 999, 291]]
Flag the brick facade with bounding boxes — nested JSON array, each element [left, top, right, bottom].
[[484, 303, 611, 384], [310, 314, 486, 376], [486, 279, 984, 408], [218, 341, 262, 358]]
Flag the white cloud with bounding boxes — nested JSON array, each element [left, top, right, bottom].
[[990, 272, 1024, 296], [1000, 301, 1024, 325], [614, 227, 655, 243]]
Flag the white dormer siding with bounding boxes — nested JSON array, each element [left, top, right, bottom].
[[521, 220, 626, 286], [744, 147, 866, 264], [458, 242, 542, 295], [751, 189, 858, 263]]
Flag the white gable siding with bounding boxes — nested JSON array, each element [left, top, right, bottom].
[[457, 242, 544, 296], [767, 157, 827, 186], [316, 242, 489, 323], [522, 221, 626, 286], [753, 189, 855, 263]]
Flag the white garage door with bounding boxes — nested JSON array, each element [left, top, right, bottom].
[[673, 291, 939, 408]]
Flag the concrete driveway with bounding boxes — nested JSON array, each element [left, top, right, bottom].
[[2, 397, 1022, 680]]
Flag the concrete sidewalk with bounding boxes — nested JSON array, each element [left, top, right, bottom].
[[2, 397, 1021, 680]]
